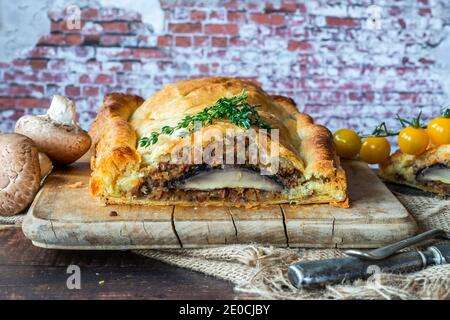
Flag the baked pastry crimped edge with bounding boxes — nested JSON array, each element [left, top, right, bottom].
[[379, 144, 450, 196], [89, 78, 348, 207]]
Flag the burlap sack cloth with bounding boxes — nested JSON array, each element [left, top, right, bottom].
[[135, 185, 450, 300], [2, 184, 448, 299]]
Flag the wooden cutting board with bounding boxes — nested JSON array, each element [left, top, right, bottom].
[[22, 160, 418, 249]]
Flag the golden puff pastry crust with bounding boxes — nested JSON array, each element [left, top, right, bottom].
[[379, 144, 450, 195], [89, 78, 348, 207]]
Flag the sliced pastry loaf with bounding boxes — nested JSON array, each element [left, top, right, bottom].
[[379, 144, 450, 196], [89, 77, 348, 207]]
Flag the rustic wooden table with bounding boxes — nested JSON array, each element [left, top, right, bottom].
[[0, 225, 256, 300]]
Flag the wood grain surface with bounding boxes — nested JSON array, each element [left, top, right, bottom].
[[22, 160, 418, 249], [0, 226, 254, 300]]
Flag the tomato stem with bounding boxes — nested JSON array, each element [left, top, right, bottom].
[[442, 108, 450, 118], [360, 122, 400, 138], [397, 111, 425, 129]]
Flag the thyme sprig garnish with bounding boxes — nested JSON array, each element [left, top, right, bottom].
[[139, 90, 272, 148], [360, 111, 427, 138]]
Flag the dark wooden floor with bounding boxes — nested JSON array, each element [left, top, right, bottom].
[[0, 226, 257, 300]]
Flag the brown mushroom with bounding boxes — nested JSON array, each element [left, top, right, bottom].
[[0, 133, 41, 216], [15, 95, 91, 165]]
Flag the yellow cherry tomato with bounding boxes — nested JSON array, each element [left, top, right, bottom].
[[360, 137, 391, 164], [398, 127, 429, 156], [427, 113, 450, 146], [333, 128, 362, 159]]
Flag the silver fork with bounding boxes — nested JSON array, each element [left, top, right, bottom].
[[345, 229, 450, 260]]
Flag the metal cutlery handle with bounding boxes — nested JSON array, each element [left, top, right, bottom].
[[345, 229, 450, 260]]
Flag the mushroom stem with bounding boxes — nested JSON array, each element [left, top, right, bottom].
[[47, 95, 77, 125], [38, 152, 53, 180]]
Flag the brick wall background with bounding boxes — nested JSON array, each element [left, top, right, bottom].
[[1, 0, 449, 142]]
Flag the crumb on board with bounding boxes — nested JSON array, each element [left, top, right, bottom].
[[109, 211, 119, 217], [67, 181, 84, 188], [98, 280, 105, 285]]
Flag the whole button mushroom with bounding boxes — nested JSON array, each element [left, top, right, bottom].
[[15, 95, 91, 165], [0, 133, 41, 216]]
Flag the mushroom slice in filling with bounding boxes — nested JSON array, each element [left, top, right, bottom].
[[178, 167, 284, 192], [416, 164, 450, 184]]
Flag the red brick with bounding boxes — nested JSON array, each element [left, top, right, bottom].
[[388, 6, 402, 16], [227, 12, 246, 23], [175, 36, 192, 47], [191, 10, 207, 21], [81, 8, 98, 20], [157, 36, 173, 47], [30, 59, 48, 70], [83, 86, 99, 97], [169, 23, 202, 33], [100, 35, 122, 46], [122, 61, 137, 71], [349, 92, 374, 102], [132, 48, 166, 59], [250, 13, 284, 25], [212, 37, 228, 47], [326, 17, 360, 28], [79, 74, 91, 84], [102, 22, 129, 33], [400, 92, 417, 102], [419, 58, 434, 65], [50, 21, 61, 33], [3, 71, 37, 82], [209, 10, 226, 21], [11, 59, 26, 67], [266, 1, 304, 13], [8, 84, 44, 97], [194, 36, 209, 46], [38, 34, 65, 45], [0, 98, 50, 109], [95, 74, 114, 84], [288, 41, 312, 51], [65, 85, 81, 96], [195, 64, 209, 74], [39, 72, 64, 82], [65, 34, 83, 45], [205, 24, 239, 36], [84, 34, 100, 45], [229, 37, 248, 46], [246, 2, 263, 11], [207, 50, 226, 59], [223, 0, 239, 10], [419, 8, 432, 16], [51, 20, 85, 33]]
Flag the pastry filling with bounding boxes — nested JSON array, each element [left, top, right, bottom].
[[137, 163, 303, 203], [416, 164, 450, 184], [179, 167, 283, 192], [415, 164, 450, 194]]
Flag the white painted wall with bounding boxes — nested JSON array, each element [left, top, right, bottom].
[[0, 0, 164, 62]]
